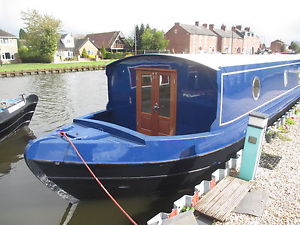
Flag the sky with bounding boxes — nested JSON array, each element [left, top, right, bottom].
[[1, 0, 300, 46]]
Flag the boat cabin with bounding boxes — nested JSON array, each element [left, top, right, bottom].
[[90, 54, 300, 137], [96, 54, 218, 136]]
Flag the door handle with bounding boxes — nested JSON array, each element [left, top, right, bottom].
[[153, 103, 160, 112]]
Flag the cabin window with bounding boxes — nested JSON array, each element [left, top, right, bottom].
[[252, 77, 260, 101], [159, 75, 170, 117], [283, 71, 288, 87], [141, 74, 152, 113]]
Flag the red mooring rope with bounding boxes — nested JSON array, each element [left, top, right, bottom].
[[60, 132, 138, 225]]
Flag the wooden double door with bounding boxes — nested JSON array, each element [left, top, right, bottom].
[[136, 68, 177, 136]]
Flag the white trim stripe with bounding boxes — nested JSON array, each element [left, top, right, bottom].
[[219, 84, 300, 126], [222, 62, 300, 76]]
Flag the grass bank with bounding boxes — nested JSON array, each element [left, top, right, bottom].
[[0, 60, 115, 72]]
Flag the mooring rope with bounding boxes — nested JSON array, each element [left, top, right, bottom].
[[60, 131, 138, 225]]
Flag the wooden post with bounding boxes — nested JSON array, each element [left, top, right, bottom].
[[239, 112, 269, 181]]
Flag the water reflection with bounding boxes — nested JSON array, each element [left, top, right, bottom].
[[59, 193, 185, 225]]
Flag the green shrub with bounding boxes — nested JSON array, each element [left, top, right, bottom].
[[19, 46, 53, 63], [100, 47, 106, 59], [81, 48, 88, 58], [286, 118, 295, 125]]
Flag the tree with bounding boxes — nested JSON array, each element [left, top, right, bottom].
[[100, 46, 107, 59], [289, 41, 300, 53], [19, 28, 27, 39], [140, 28, 169, 51], [21, 9, 62, 63], [81, 48, 88, 58]]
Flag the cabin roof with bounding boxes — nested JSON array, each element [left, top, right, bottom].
[[108, 54, 300, 71], [173, 54, 300, 70]]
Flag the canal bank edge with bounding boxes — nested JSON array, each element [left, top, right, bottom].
[[0, 65, 106, 77]]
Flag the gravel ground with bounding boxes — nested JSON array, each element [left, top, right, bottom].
[[214, 113, 300, 225]]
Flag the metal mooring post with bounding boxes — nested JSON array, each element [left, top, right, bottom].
[[239, 112, 269, 181]]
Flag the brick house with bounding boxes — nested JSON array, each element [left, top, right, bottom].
[[234, 26, 261, 54], [270, 40, 285, 53], [86, 31, 128, 52], [209, 24, 243, 54], [0, 29, 18, 63], [165, 22, 218, 54]]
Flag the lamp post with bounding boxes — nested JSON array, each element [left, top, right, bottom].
[[0, 48, 2, 66]]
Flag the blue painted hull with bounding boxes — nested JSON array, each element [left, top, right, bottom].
[[24, 54, 300, 200]]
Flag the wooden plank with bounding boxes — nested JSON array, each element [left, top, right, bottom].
[[194, 176, 252, 222]]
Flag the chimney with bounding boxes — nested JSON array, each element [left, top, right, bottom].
[[209, 24, 214, 30], [221, 24, 226, 31], [236, 25, 242, 30], [195, 21, 199, 26], [231, 26, 236, 31], [245, 27, 250, 32], [202, 23, 207, 28], [175, 22, 180, 26]]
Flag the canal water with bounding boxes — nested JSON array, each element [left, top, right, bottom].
[[0, 71, 183, 225]]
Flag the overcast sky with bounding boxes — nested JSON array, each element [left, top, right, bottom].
[[1, 0, 300, 45]]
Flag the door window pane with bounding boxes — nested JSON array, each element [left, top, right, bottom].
[[159, 74, 170, 117], [141, 74, 152, 113]]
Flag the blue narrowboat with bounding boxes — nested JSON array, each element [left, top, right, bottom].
[[25, 54, 300, 200]]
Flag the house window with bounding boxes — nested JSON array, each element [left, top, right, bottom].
[[0, 39, 3, 44], [4, 52, 11, 59]]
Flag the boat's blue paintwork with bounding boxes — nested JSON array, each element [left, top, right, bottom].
[[24, 54, 300, 199], [217, 60, 300, 126], [105, 55, 218, 135]]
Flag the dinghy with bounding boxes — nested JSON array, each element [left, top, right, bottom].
[[0, 94, 38, 142]]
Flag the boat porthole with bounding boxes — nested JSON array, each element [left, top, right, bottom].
[[252, 77, 260, 101], [283, 71, 288, 87]]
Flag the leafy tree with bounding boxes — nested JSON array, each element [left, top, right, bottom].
[[289, 41, 300, 53], [21, 9, 62, 63], [19, 28, 27, 39], [135, 24, 144, 50], [81, 48, 88, 58], [141, 28, 169, 50], [100, 46, 107, 59]]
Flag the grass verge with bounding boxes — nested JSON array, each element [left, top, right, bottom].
[[0, 60, 115, 72]]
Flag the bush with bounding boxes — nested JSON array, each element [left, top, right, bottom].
[[81, 48, 88, 58], [104, 52, 126, 59], [100, 47, 106, 59], [19, 46, 53, 63]]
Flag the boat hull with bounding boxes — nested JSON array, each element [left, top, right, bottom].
[[0, 94, 38, 142], [26, 139, 243, 199]]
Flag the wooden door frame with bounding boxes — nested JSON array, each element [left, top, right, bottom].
[[136, 67, 177, 136]]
